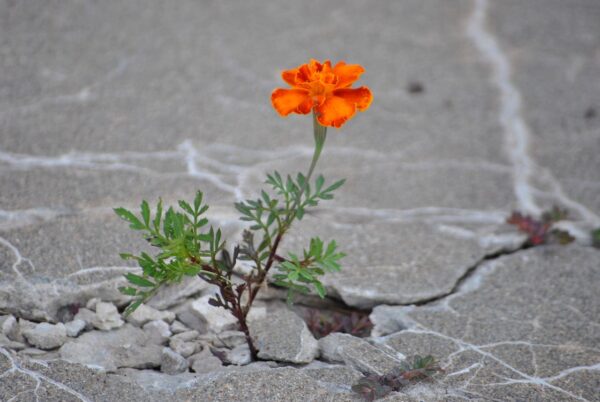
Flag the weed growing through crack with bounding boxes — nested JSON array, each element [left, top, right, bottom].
[[507, 206, 575, 246], [352, 355, 444, 401], [114, 59, 372, 360]]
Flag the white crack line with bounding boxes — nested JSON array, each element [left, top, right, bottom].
[[466, 0, 600, 228], [0, 208, 71, 231], [0, 237, 35, 280], [446, 362, 482, 378], [466, 0, 540, 216], [403, 327, 592, 402], [65, 266, 138, 278], [0, 348, 91, 402], [0, 58, 133, 116], [322, 206, 508, 225]]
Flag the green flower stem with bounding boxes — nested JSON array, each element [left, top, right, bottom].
[[242, 112, 327, 322], [307, 110, 327, 184], [284, 111, 327, 228]]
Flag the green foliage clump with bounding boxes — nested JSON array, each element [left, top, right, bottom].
[[114, 116, 344, 358]]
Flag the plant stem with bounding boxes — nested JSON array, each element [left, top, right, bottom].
[[236, 111, 328, 360], [284, 111, 327, 228]]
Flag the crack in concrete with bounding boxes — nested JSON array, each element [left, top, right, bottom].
[[466, 0, 600, 232], [0, 348, 91, 402], [412, 244, 528, 307]]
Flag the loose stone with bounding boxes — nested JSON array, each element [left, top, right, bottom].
[[22, 322, 68, 350], [169, 338, 198, 358], [1, 315, 21, 342], [125, 304, 175, 327], [249, 306, 318, 364], [143, 320, 172, 345], [92, 302, 124, 331], [0, 333, 25, 350], [225, 343, 252, 366], [188, 348, 224, 374], [59, 324, 163, 371], [64, 319, 86, 337], [169, 320, 189, 334], [189, 295, 237, 333], [161, 347, 189, 374], [73, 308, 96, 330]]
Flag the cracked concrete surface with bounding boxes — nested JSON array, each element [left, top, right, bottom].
[[0, 0, 599, 400]]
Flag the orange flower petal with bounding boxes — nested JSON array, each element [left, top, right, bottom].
[[333, 61, 365, 88], [333, 87, 373, 111], [315, 95, 357, 128], [271, 88, 313, 116], [281, 68, 300, 87]]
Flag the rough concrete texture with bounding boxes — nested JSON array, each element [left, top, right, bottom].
[[377, 245, 600, 401], [0, 0, 599, 400], [249, 305, 318, 364]]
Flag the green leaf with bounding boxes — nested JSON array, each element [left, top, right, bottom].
[[125, 273, 155, 287], [124, 300, 143, 316], [119, 286, 138, 296], [324, 178, 346, 194], [314, 282, 326, 298], [153, 199, 163, 230], [315, 175, 325, 193], [194, 191, 203, 211], [178, 200, 194, 215], [140, 201, 150, 227], [114, 208, 145, 230]]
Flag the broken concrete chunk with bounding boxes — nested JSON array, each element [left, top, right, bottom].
[[249, 306, 318, 364], [143, 320, 172, 345], [212, 330, 246, 349], [59, 324, 162, 371], [0, 333, 26, 350], [147, 275, 209, 310], [176, 295, 237, 334], [369, 305, 415, 337], [64, 319, 86, 337], [1, 315, 21, 342], [161, 347, 189, 374], [226, 343, 252, 366], [169, 338, 198, 358], [92, 302, 124, 331], [188, 348, 224, 374], [170, 330, 199, 342], [86, 297, 101, 311], [73, 308, 96, 330], [318, 333, 400, 375], [169, 320, 189, 334], [22, 322, 68, 350], [125, 304, 175, 327]]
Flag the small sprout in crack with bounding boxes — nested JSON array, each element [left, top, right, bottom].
[[506, 206, 574, 246], [352, 355, 444, 401]]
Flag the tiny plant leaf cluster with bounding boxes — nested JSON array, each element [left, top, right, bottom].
[[352, 355, 443, 401], [507, 206, 575, 246]]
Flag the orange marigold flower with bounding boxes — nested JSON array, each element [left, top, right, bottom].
[[271, 59, 373, 128]]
